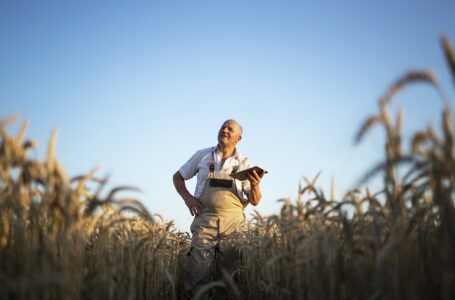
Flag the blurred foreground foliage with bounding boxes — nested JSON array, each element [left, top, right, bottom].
[[0, 116, 189, 299]]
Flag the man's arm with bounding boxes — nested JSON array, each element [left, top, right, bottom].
[[246, 169, 263, 206], [173, 171, 204, 216]]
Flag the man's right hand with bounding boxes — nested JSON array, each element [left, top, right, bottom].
[[173, 171, 205, 216], [184, 196, 205, 216]]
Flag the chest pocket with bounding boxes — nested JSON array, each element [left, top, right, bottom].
[[209, 178, 233, 188]]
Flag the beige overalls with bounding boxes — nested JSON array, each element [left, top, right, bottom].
[[184, 155, 247, 299]]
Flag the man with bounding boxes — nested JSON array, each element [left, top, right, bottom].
[[173, 119, 264, 299]]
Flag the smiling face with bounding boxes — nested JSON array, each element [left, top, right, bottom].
[[217, 120, 242, 148]]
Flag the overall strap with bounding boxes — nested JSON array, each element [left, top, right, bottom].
[[209, 148, 240, 175], [209, 150, 215, 173]]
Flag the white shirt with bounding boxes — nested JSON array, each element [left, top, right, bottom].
[[178, 146, 251, 202]]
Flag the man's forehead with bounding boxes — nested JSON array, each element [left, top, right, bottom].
[[222, 120, 240, 129], [222, 120, 237, 126]]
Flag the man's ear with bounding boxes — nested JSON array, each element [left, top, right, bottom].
[[237, 135, 242, 142]]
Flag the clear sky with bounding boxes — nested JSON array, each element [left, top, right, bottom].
[[1, 0, 454, 231]]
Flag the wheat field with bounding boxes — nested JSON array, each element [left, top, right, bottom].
[[1, 37, 454, 299]]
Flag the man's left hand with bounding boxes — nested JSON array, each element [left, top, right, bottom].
[[247, 169, 264, 187]]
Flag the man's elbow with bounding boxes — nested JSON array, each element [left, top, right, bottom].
[[173, 171, 183, 184], [248, 197, 261, 206], [250, 200, 259, 206]]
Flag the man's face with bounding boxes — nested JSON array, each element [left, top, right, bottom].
[[218, 120, 242, 147]]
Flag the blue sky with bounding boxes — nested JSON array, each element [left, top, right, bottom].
[[1, 0, 454, 231]]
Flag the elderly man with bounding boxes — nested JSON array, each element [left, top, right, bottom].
[[173, 119, 264, 299]]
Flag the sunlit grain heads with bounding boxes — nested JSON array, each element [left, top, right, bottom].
[[411, 132, 430, 155], [356, 69, 444, 149], [395, 108, 404, 157], [442, 107, 453, 161], [15, 120, 29, 146], [117, 198, 154, 222], [0, 118, 30, 167], [55, 160, 70, 185], [71, 166, 101, 199], [0, 113, 20, 130], [299, 171, 322, 197], [382, 70, 438, 106], [46, 128, 58, 175], [441, 36, 455, 86], [22, 139, 39, 151], [83, 197, 104, 216], [330, 176, 336, 201], [355, 115, 382, 144], [0, 214, 9, 247], [105, 185, 141, 203]]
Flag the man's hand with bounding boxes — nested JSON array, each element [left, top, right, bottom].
[[247, 169, 264, 187], [246, 169, 263, 206], [173, 171, 205, 216], [184, 195, 205, 216]]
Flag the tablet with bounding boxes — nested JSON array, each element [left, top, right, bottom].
[[231, 166, 268, 181]]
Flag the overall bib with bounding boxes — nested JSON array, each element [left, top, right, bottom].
[[184, 156, 247, 299]]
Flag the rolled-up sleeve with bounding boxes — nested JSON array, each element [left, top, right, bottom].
[[178, 150, 202, 180]]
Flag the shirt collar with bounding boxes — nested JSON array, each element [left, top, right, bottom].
[[213, 145, 239, 158]]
